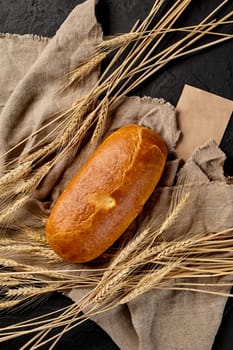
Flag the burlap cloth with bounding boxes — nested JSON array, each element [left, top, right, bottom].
[[0, 0, 233, 349]]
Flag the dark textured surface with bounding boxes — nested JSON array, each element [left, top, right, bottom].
[[0, 293, 120, 349], [220, 114, 233, 176], [96, 0, 233, 105], [0, 0, 233, 349], [0, 0, 232, 105], [0, 0, 84, 37]]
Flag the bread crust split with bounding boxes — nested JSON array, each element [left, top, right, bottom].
[[45, 124, 167, 263]]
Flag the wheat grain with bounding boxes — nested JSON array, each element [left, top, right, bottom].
[[99, 33, 140, 51], [0, 237, 16, 245], [92, 193, 190, 305], [0, 244, 37, 253], [0, 300, 21, 309], [22, 103, 90, 166], [0, 277, 21, 286], [0, 244, 61, 264], [20, 265, 67, 280], [77, 97, 110, 166], [32, 248, 63, 263], [93, 266, 130, 305], [58, 103, 91, 150], [92, 97, 109, 143], [16, 162, 52, 195], [120, 262, 178, 304], [0, 258, 20, 268], [23, 228, 47, 244], [0, 161, 32, 188], [107, 193, 189, 273], [23, 139, 59, 164], [6, 285, 58, 298], [64, 52, 107, 89], [0, 258, 66, 281], [93, 232, 195, 305], [0, 195, 30, 224]]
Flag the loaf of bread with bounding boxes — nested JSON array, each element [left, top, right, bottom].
[[45, 124, 167, 263]]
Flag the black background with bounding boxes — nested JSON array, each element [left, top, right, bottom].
[[0, 0, 233, 349]]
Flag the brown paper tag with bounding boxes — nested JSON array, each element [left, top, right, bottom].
[[175, 85, 233, 160]]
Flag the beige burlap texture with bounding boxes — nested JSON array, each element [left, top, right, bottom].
[[0, 0, 233, 349]]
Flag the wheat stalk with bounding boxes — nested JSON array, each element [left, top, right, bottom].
[[0, 161, 32, 188], [11, 225, 233, 349], [89, 192, 189, 305], [0, 196, 30, 226], [0, 1, 231, 214], [23, 228, 48, 244], [0, 1, 232, 349], [0, 300, 22, 309], [0, 243, 62, 263], [108, 192, 189, 272], [63, 52, 107, 90], [120, 262, 180, 304]]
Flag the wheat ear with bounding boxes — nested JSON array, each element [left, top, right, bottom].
[[120, 262, 179, 304], [63, 52, 107, 90]]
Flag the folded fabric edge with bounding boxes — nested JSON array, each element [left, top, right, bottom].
[[0, 32, 49, 41]]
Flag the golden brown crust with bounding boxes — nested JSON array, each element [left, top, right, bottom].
[[45, 124, 167, 263]]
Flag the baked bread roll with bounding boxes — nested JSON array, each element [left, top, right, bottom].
[[45, 124, 167, 263]]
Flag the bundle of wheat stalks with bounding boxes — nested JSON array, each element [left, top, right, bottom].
[[0, 0, 233, 348]]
